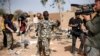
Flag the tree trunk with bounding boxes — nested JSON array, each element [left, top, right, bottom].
[[57, 0, 63, 29], [8, 0, 11, 13]]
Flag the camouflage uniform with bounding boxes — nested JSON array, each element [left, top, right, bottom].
[[37, 19, 54, 56]]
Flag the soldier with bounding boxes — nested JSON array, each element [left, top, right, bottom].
[[36, 11, 54, 56], [82, 0, 100, 56]]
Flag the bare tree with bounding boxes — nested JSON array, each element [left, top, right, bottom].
[[41, 0, 65, 28], [54, 0, 65, 23], [7, 0, 11, 13]]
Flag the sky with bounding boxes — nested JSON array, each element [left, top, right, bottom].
[[0, 0, 95, 13]]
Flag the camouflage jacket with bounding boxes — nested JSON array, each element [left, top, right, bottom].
[[37, 19, 54, 38]]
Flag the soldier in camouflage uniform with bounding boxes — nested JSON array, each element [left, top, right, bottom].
[[36, 11, 54, 56]]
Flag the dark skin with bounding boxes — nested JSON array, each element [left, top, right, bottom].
[[43, 11, 49, 20]]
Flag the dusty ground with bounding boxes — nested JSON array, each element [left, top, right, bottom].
[[0, 30, 84, 56], [0, 24, 85, 56]]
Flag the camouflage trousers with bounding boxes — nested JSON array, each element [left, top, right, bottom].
[[36, 37, 51, 56]]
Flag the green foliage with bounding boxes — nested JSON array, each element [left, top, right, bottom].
[[41, 0, 48, 6]]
